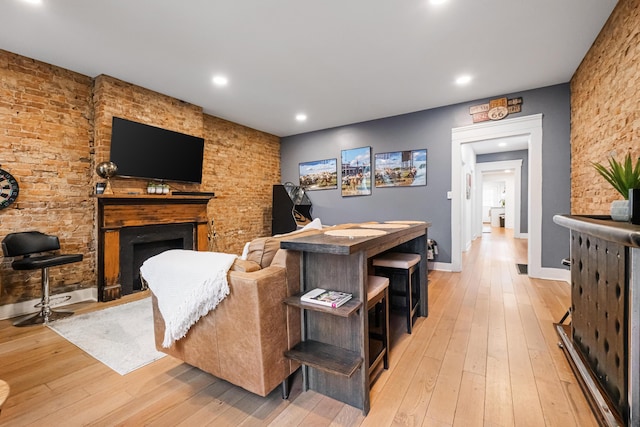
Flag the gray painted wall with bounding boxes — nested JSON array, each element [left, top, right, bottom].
[[280, 83, 571, 268], [477, 149, 529, 234]]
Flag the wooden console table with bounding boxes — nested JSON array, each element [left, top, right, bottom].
[[554, 214, 640, 426], [279, 222, 430, 414], [97, 195, 212, 301]]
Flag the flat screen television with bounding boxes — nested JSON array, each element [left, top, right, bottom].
[[109, 117, 205, 184]]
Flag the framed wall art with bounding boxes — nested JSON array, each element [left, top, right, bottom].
[[374, 149, 427, 187], [298, 158, 338, 190], [341, 146, 371, 197]]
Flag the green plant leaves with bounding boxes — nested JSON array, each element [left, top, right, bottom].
[[592, 153, 640, 199]]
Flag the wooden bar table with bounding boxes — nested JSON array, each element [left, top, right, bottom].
[[554, 214, 640, 426], [279, 221, 431, 414]]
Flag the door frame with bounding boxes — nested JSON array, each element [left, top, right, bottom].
[[451, 114, 542, 276]]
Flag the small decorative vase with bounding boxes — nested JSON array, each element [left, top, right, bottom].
[[610, 200, 630, 221]]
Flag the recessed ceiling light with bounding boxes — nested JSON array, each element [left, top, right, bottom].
[[429, 0, 447, 5], [504, 169, 512, 173], [212, 75, 228, 86], [295, 114, 307, 122], [498, 142, 507, 147], [455, 75, 472, 85], [22, 0, 42, 5]]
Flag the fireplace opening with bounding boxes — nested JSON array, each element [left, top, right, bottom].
[[119, 223, 194, 295]]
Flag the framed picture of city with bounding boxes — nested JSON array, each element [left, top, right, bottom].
[[298, 158, 338, 190], [341, 146, 371, 197], [374, 149, 427, 187]]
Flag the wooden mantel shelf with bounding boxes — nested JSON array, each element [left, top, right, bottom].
[[97, 195, 211, 301], [95, 193, 215, 201]]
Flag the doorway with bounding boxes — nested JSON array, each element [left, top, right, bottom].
[[475, 159, 523, 239], [451, 114, 543, 276]]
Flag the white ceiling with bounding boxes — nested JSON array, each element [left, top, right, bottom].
[[0, 0, 617, 137]]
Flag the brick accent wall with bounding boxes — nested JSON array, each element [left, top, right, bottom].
[[0, 50, 94, 304], [92, 75, 205, 195], [570, 0, 640, 214], [0, 50, 280, 306], [204, 116, 280, 254]]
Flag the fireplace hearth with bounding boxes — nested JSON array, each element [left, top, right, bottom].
[[119, 224, 194, 295]]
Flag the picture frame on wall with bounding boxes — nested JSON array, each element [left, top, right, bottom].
[[298, 158, 338, 190], [341, 146, 371, 197], [374, 149, 427, 187]]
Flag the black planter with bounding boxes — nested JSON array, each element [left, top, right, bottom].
[[630, 188, 640, 225]]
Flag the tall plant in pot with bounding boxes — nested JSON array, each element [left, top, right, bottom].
[[592, 153, 640, 221]]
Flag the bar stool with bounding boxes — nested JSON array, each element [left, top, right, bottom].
[[373, 252, 421, 334], [2, 231, 83, 326], [367, 275, 389, 383]]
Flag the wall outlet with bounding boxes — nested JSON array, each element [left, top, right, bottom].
[[447, 191, 452, 199]]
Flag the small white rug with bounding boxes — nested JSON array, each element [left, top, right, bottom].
[[48, 298, 165, 375]]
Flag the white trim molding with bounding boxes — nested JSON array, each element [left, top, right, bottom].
[[452, 114, 544, 278]]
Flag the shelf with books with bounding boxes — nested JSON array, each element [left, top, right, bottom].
[[284, 293, 362, 317]]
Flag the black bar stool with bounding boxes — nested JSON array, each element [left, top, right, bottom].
[[373, 252, 421, 334], [2, 231, 83, 326]]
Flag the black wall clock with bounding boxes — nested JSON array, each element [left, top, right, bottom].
[[0, 167, 19, 209]]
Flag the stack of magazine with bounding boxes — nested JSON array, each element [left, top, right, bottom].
[[301, 288, 352, 308]]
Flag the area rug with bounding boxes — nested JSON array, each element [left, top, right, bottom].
[[48, 298, 165, 375]]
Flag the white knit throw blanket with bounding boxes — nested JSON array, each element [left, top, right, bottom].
[[140, 249, 237, 347]]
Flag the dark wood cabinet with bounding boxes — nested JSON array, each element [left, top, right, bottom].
[[554, 214, 640, 426]]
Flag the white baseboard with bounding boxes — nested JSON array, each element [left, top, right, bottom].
[[0, 287, 98, 321], [426, 262, 567, 282], [428, 261, 452, 272], [530, 267, 570, 283]]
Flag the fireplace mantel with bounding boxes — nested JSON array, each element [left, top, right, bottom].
[[97, 195, 212, 301]]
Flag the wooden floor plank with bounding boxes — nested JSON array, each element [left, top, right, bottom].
[[390, 356, 440, 426], [453, 371, 485, 427]]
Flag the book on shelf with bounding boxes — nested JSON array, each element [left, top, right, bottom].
[[300, 288, 353, 308]]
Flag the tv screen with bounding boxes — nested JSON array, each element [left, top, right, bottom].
[[109, 117, 205, 184]]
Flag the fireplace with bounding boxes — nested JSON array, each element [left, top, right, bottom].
[[119, 224, 195, 295], [97, 195, 212, 301]]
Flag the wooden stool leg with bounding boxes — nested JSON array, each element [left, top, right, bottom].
[[406, 269, 413, 334]]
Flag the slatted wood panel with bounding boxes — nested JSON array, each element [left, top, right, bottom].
[[0, 227, 596, 425]]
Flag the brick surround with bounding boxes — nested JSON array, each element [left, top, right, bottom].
[[570, 0, 640, 214], [0, 50, 279, 305]]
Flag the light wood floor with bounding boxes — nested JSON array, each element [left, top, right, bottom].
[[0, 228, 597, 426]]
